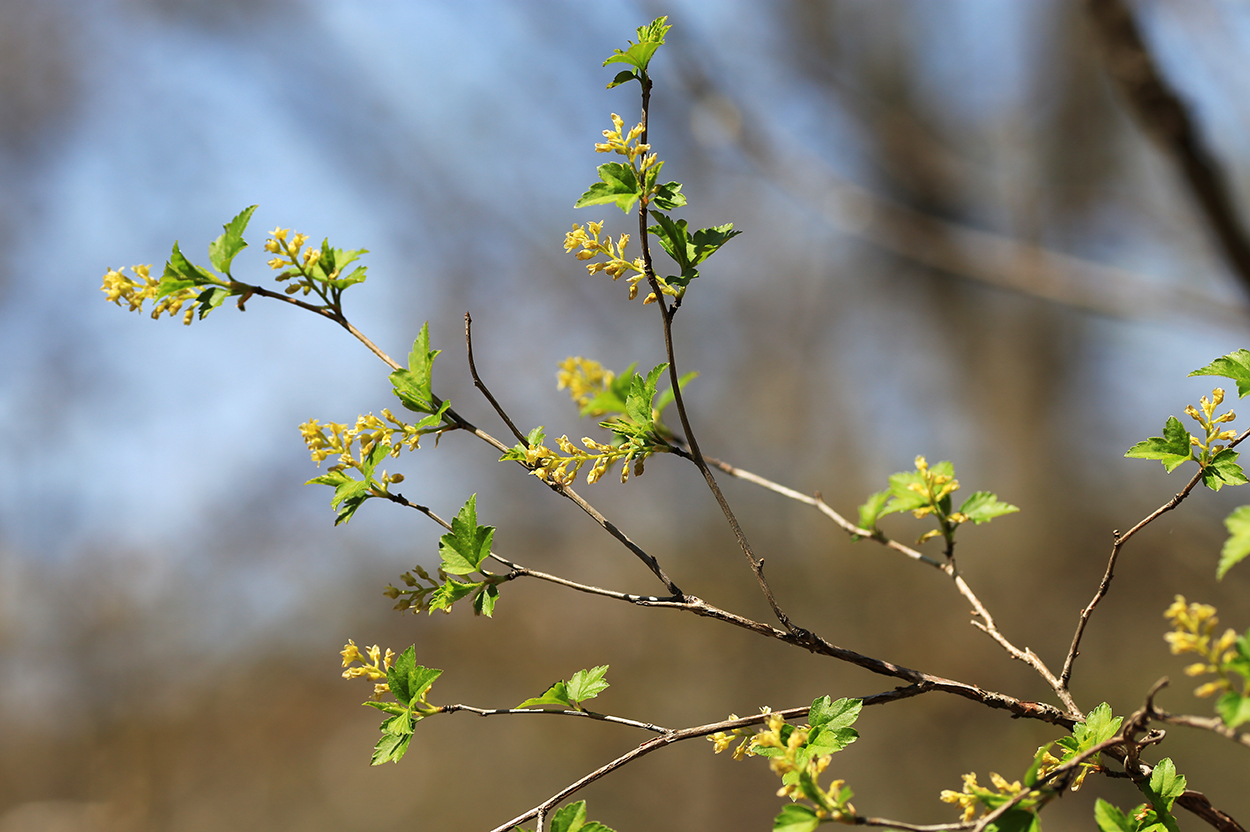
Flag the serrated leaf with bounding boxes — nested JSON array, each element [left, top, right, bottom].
[[306, 470, 354, 487], [1146, 757, 1186, 808], [1190, 349, 1250, 398], [808, 696, 861, 732], [208, 205, 257, 274], [159, 242, 220, 295], [1074, 702, 1122, 748], [1094, 799, 1136, 832], [427, 577, 479, 613], [370, 731, 411, 765], [575, 162, 641, 213], [959, 491, 1020, 524], [438, 494, 495, 575], [1202, 448, 1248, 492], [517, 680, 573, 710], [1125, 416, 1194, 472], [856, 489, 890, 533], [602, 16, 669, 77], [472, 582, 499, 617], [385, 646, 441, 707], [362, 701, 409, 716], [382, 710, 413, 736], [772, 803, 820, 832], [194, 285, 232, 319], [566, 665, 610, 705], [651, 181, 686, 211], [624, 363, 667, 428], [1216, 690, 1250, 728], [1218, 505, 1250, 580], [390, 323, 441, 414]]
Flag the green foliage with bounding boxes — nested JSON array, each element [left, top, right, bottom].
[[855, 457, 1017, 548], [1053, 703, 1122, 789], [385, 495, 503, 617], [646, 214, 740, 289], [1190, 349, 1250, 398], [1125, 416, 1194, 472], [515, 800, 617, 832], [1219, 505, 1250, 579], [602, 15, 670, 88], [306, 439, 389, 525], [360, 645, 442, 765], [517, 666, 610, 710], [1094, 758, 1185, 832]]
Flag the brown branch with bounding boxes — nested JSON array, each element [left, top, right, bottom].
[[1061, 422, 1250, 689], [440, 704, 670, 734], [1085, 0, 1250, 297], [464, 311, 528, 445], [1153, 710, 1250, 750]]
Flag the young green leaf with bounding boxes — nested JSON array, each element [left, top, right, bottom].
[[958, 491, 1020, 524], [390, 323, 441, 414], [1093, 799, 1136, 832], [544, 800, 615, 832], [517, 680, 574, 710], [1190, 349, 1250, 398], [207, 205, 257, 275], [1073, 702, 1123, 748], [646, 213, 741, 287], [472, 582, 499, 617], [160, 242, 221, 294], [427, 577, 479, 613], [385, 646, 442, 708], [856, 490, 890, 534], [1219, 505, 1250, 580], [565, 665, 610, 705], [624, 364, 667, 428], [1216, 690, 1250, 728], [574, 162, 642, 213], [1202, 448, 1248, 492], [602, 16, 670, 78], [1137, 757, 1184, 832], [370, 730, 412, 765], [1125, 416, 1194, 472], [772, 804, 820, 832], [438, 494, 495, 575]]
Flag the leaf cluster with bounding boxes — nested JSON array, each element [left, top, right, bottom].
[[387, 495, 502, 617], [361, 646, 442, 765]]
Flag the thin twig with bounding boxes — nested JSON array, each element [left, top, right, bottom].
[[381, 492, 678, 604], [440, 704, 670, 734], [1059, 419, 1250, 690], [465, 312, 528, 445]]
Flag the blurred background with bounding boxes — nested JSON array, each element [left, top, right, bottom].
[[2, 1, 1248, 830]]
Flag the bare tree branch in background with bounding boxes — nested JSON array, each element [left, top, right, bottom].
[[1086, 0, 1250, 300]]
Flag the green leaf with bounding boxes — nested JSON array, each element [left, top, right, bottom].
[[565, 665, 610, 705], [1216, 690, 1250, 728], [984, 809, 1041, 832], [1143, 757, 1185, 816], [390, 323, 441, 414], [1203, 448, 1248, 492], [606, 69, 637, 89], [307, 238, 368, 286], [575, 162, 641, 213], [879, 462, 955, 517], [1125, 416, 1194, 473], [517, 680, 573, 710], [329, 478, 371, 525], [1190, 349, 1250, 398], [159, 242, 221, 295], [652, 370, 696, 419], [856, 489, 890, 534], [1218, 505, 1250, 579], [385, 646, 442, 707], [370, 731, 411, 765], [772, 804, 820, 832], [1093, 799, 1136, 832], [438, 494, 495, 575], [624, 364, 667, 428], [362, 701, 408, 716], [1074, 702, 1123, 748], [651, 181, 686, 211], [194, 285, 232, 319], [646, 214, 740, 288], [208, 205, 257, 275], [472, 583, 499, 617], [546, 800, 615, 832], [428, 578, 479, 613], [602, 16, 670, 77], [958, 491, 1020, 524]]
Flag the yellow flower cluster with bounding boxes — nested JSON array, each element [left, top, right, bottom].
[[564, 220, 650, 300], [264, 227, 322, 296], [340, 639, 395, 700], [557, 356, 615, 411], [1186, 388, 1238, 458], [908, 456, 960, 520], [520, 434, 635, 486], [298, 410, 423, 481], [1164, 595, 1239, 698], [707, 710, 762, 760], [939, 772, 1026, 822], [100, 264, 203, 325], [595, 112, 656, 170]]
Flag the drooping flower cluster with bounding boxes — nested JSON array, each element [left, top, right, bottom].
[[264, 227, 322, 296], [1186, 388, 1239, 463], [520, 433, 639, 486], [298, 410, 426, 484], [340, 639, 395, 700], [594, 112, 655, 168], [563, 220, 649, 300], [557, 356, 615, 412], [1164, 595, 1241, 698], [100, 264, 204, 325], [939, 772, 1029, 822]]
